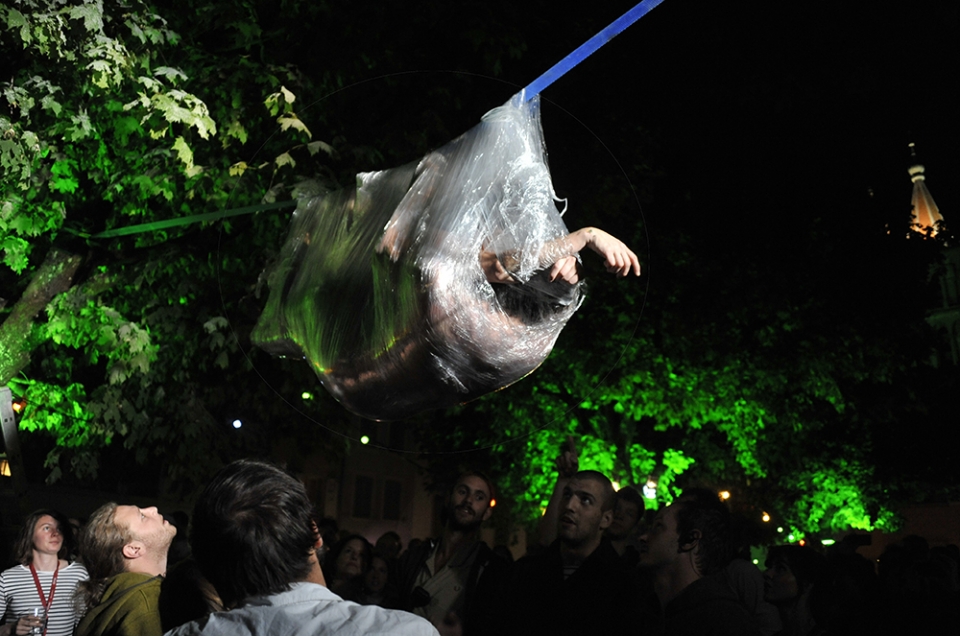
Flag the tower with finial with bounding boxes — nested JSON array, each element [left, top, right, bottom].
[[908, 142, 945, 235]]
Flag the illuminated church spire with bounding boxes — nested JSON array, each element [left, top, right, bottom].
[[908, 142, 944, 235]]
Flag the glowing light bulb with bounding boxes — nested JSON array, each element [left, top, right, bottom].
[[719, 490, 731, 500], [762, 512, 771, 522], [642, 480, 657, 499], [232, 419, 242, 429], [360, 435, 370, 444]]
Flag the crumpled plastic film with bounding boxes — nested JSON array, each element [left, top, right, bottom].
[[252, 94, 584, 420]]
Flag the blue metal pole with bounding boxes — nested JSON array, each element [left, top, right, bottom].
[[522, 0, 667, 101]]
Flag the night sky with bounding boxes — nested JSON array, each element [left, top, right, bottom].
[[316, 0, 958, 279], [539, 0, 959, 215]]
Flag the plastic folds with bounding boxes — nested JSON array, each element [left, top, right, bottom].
[[252, 95, 583, 420]]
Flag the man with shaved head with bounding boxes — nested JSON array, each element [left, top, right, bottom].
[[494, 470, 640, 635]]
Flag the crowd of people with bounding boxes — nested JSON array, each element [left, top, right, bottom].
[[0, 455, 957, 636]]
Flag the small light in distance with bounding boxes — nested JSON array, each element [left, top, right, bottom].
[[301, 392, 313, 400], [762, 512, 771, 522], [821, 538, 836, 546], [360, 435, 370, 445], [611, 481, 621, 492], [643, 480, 658, 499], [719, 490, 731, 500], [232, 419, 242, 429], [489, 499, 497, 508]]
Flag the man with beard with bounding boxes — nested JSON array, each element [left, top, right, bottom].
[[495, 470, 641, 636], [75, 503, 177, 636], [397, 472, 509, 636]]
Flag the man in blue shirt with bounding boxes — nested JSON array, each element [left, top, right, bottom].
[[164, 460, 437, 636]]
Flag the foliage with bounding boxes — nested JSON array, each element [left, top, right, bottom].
[[0, 0, 346, 490]]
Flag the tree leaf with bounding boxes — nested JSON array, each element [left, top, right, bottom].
[[277, 113, 311, 139], [274, 152, 295, 169]]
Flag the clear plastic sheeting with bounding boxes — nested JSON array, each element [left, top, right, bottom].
[[252, 94, 584, 421]]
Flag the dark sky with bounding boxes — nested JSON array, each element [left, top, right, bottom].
[[494, 0, 958, 238]]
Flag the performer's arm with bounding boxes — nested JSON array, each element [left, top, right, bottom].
[[482, 227, 640, 285]]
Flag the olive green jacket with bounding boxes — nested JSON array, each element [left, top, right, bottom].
[[76, 572, 162, 636]]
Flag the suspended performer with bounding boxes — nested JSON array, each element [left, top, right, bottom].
[[252, 95, 641, 420]]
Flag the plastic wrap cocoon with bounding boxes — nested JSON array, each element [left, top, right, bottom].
[[252, 95, 584, 420]]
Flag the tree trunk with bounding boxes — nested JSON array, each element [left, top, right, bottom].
[[0, 248, 83, 385]]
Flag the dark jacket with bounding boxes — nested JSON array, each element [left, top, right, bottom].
[[396, 538, 510, 636], [664, 574, 761, 636], [495, 537, 641, 636]]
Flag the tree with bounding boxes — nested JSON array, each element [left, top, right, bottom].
[[411, 151, 952, 541], [0, 0, 347, 490]]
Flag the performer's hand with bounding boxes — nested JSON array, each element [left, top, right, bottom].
[[580, 227, 641, 277], [548, 255, 581, 284], [480, 250, 517, 283]]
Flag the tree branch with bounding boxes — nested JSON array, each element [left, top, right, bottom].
[[0, 248, 83, 385]]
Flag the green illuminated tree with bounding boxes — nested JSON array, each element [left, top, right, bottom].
[[0, 0, 348, 489], [412, 183, 951, 539]]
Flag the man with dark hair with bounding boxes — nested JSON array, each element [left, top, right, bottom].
[[495, 470, 640, 636], [538, 439, 643, 562], [396, 471, 509, 636], [166, 459, 436, 636], [607, 485, 644, 565], [638, 494, 760, 635], [374, 531, 403, 561], [75, 503, 177, 636]]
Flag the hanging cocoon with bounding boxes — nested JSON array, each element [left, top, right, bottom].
[[252, 94, 584, 420]]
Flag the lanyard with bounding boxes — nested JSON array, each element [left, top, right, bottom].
[[29, 563, 59, 636]]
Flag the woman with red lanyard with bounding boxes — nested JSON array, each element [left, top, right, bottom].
[[0, 509, 89, 636]]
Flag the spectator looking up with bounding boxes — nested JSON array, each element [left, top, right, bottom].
[[0, 509, 88, 636], [166, 459, 437, 636], [638, 495, 759, 635], [496, 470, 641, 636], [75, 503, 177, 636]]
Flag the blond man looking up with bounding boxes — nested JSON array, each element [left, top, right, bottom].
[[75, 503, 177, 636]]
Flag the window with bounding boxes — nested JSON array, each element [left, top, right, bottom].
[[383, 479, 402, 520], [353, 475, 374, 518]]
